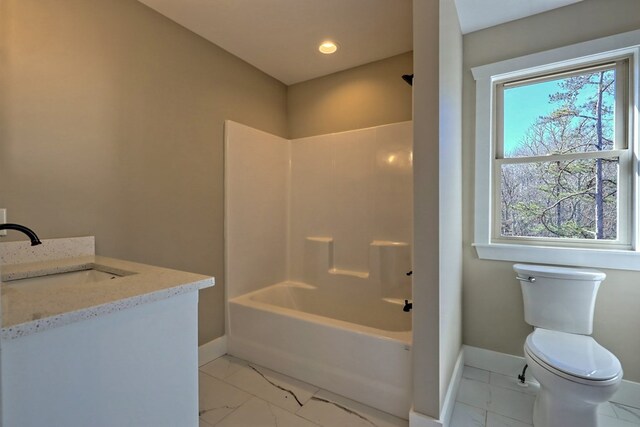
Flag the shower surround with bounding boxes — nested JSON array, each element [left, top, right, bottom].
[[224, 120, 413, 417]]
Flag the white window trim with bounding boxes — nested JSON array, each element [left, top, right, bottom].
[[472, 29, 640, 271]]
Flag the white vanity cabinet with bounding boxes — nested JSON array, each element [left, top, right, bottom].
[[0, 253, 213, 427]]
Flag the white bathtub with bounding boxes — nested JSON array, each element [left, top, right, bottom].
[[227, 281, 412, 418]]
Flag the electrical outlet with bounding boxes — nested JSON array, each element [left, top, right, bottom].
[[0, 208, 6, 236]]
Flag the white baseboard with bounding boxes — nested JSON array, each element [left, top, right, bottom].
[[463, 345, 640, 408], [463, 345, 530, 380], [409, 408, 441, 427], [198, 335, 227, 367], [410, 348, 465, 427], [440, 350, 465, 426]]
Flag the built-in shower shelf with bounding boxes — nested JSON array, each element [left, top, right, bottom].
[[304, 236, 412, 299], [329, 268, 369, 279]]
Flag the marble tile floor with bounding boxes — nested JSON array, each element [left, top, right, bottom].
[[451, 366, 640, 427], [199, 355, 409, 427]]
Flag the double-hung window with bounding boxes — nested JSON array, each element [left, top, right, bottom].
[[472, 30, 640, 270]]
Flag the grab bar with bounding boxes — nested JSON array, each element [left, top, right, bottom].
[[516, 276, 536, 283]]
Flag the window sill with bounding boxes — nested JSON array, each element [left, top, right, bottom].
[[473, 243, 640, 271]]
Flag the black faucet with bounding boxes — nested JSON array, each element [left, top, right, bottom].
[[403, 299, 413, 312], [0, 223, 42, 246]]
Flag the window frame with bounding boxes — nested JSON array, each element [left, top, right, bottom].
[[472, 30, 640, 270]]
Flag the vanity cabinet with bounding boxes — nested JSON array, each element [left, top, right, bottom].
[[1, 292, 199, 427], [0, 252, 213, 427]]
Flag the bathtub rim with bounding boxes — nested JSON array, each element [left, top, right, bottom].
[[229, 281, 412, 345]]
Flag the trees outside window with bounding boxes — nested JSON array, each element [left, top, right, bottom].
[[495, 61, 629, 245]]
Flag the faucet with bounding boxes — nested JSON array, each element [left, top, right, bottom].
[[0, 223, 42, 246]]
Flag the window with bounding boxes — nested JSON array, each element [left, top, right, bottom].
[[472, 30, 640, 270], [496, 61, 630, 248]]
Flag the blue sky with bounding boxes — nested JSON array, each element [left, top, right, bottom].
[[503, 80, 559, 155], [503, 70, 615, 156]]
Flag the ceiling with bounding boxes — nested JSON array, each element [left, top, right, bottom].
[[455, 0, 583, 34], [137, 0, 582, 86], [137, 0, 412, 85]]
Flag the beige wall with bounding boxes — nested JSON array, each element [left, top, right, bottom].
[[287, 52, 413, 139], [412, 0, 441, 418], [412, 0, 463, 420], [462, 0, 640, 381], [0, 0, 288, 344], [438, 0, 463, 416]]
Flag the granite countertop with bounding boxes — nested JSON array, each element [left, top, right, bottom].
[[0, 255, 214, 340]]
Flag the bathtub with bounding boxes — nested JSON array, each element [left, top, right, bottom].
[[227, 281, 412, 418]]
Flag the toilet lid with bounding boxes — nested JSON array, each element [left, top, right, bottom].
[[526, 329, 621, 381]]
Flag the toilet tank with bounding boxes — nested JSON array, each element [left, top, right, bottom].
[[513, 264, 606, 335]]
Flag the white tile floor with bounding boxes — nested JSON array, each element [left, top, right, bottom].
[[199, 355, 409, 427], [199, 356, 640, 427], [451, 366, 640, 427]]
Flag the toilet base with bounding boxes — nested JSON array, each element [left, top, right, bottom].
[[533, 385, 602, 427], [525, 347, 621, 427]]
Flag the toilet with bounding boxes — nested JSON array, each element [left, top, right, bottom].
[[514, 264, 623, 427]]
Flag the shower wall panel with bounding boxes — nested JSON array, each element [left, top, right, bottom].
[[224, 121, 290, 299], [289, 121, 413, 280]]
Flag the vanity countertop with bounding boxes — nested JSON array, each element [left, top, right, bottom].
[[0, 255, 214, 340]]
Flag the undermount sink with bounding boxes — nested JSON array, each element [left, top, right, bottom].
[[5, 268, 125, 288]]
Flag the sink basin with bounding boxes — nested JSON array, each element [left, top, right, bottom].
[[5, 268, 123, 288]]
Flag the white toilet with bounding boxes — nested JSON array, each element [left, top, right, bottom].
[[514, 263, 623, 427]]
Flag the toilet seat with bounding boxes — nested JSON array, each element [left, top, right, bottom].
[[525, 329, 622, 384]]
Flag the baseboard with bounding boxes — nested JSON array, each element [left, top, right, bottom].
[[440, 350, 465, 426], [409, 408, 441, 427], [198, 335, 227, 367], [410, 348, 464, 427], [463, 345, 531, 380], [463, 345, 640, 408]]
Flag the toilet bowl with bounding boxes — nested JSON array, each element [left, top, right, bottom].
[[524, 328, 622, 427], [514, 264, 623, 427]]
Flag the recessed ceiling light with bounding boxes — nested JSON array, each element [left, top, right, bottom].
[[318, 41, 338, 54]]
